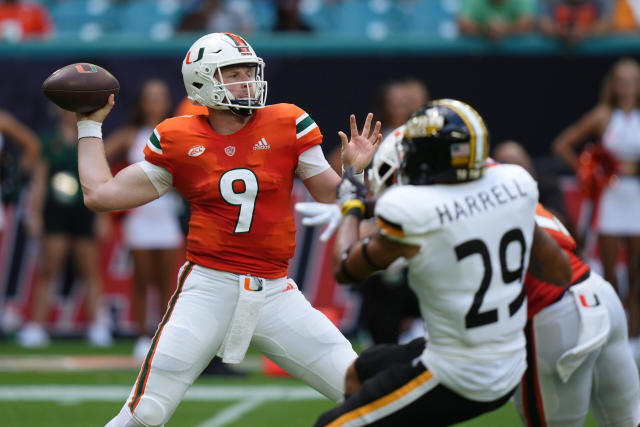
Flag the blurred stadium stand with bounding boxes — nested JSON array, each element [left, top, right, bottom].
[[1, 0, 640, 338], [38, 0, 463, 39]]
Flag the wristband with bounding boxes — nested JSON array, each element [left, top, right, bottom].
[[342, 166, 365, 184], [77, 120, 103, 140], [341, 199, 365, 217]]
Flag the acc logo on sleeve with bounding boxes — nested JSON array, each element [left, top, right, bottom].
[[188, 145, 205, 157]]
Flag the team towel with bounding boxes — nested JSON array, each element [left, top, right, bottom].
[[217, 275, 266, 364], [556, 277, 611, 383]]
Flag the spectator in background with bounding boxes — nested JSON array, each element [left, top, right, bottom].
[[539, 0, 612, 44], [104, 80, 184, 360], [341, 77, 428, 346], [458, 0, 535, 41], [375, 77, 429, 138], [177, 0, 254, 34], [273, 0, 312, 32], [493, 140, 569, 228], [0, 109, 40, 243], [0, 0, 52, 41], [329, 77, 428, 170], [18, 107, 112, 348], [611, 0, 640, 32], [552, 58, 640, 355]]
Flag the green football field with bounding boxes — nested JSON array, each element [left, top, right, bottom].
[[0, 339, 598, 427]]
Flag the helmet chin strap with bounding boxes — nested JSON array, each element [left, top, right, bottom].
[[229, 106, 253, 117]]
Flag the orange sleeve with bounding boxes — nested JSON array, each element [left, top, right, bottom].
[[143, 122, 174, 176], [290, 104, 323, 155]]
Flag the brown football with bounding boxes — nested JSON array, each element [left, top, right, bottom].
[[42, 63, 120, 113]]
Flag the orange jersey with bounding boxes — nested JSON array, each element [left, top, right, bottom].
[[525, 204, 590, 319], [144, 103, 323, 278]]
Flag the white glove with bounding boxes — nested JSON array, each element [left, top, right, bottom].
[[295, 202, 343, 242], [336, 167, 367, 206]]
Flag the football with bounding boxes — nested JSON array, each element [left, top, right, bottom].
[[42, 63, 120, 113]]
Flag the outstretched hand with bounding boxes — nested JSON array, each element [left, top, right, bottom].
[[340, 113, 382, 173], [76, 94, 115, 123]]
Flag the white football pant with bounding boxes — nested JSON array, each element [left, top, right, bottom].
[[106, 263, 357, 427], [514, 273, 640, 426]]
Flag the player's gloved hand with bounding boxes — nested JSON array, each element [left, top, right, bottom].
[[295, 202, 342, 242], [337, 167, 367, 217]]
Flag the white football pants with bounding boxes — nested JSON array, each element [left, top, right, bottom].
[[106, 262, 357, 427], [514, 272, 640, 426]]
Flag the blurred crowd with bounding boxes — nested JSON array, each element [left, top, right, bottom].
[[2, 0, 640, 367], [0, 0, 639, 42], [2, 56, 640, 364]]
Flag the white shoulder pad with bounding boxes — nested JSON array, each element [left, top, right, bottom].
[[375, 185, 439, 245]]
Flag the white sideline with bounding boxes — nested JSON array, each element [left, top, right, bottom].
[[195, 398, 267, 427], [0, 385, 325, 402]]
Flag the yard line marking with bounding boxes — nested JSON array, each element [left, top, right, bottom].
[[0, 356, 140, 371], [0, 385, 325, 402], [195, 398, 266, 427], [0, 355, 263, 372]]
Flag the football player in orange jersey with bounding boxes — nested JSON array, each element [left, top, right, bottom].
[[513, 204, 640, 426], [74, 32, 381, 427]]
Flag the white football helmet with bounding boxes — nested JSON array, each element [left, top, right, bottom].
[[368, 126, 403, 197], [181, 32, 268, 115]]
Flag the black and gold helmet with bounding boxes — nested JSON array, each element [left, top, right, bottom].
[[399, 99, 488, 185]]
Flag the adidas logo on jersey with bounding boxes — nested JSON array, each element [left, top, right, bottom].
[[253, 138, 270, 150]]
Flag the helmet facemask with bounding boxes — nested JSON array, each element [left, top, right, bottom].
[[182, 33, 268, 116], [194, 61, 267, 116], [368, 133, 402, 197]]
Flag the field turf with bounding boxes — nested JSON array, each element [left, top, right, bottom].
[[0, 339, 598, 426]]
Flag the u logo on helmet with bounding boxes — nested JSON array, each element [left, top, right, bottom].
[[185, 48, 204, 64]]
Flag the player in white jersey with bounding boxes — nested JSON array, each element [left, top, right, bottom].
[[313, 99, 572, 426]]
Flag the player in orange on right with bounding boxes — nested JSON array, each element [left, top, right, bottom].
[[513, 202, 640, 426], [73, 32, 381, 427]]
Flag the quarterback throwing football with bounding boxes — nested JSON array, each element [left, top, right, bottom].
[[74, 33, 381, 427]]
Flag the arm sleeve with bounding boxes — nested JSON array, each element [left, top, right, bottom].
[[143, 125, 174, 175], [296, 145, 331, 179], [291, 104, 323, 155], [137, 160, 173, 196]]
